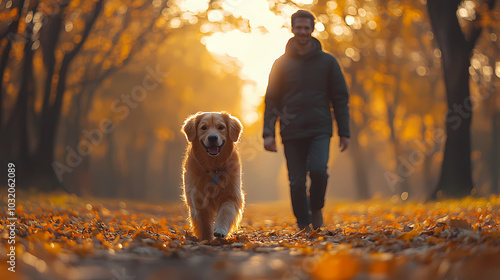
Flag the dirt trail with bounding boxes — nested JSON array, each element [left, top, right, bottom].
[[1, 193, 500, 280]]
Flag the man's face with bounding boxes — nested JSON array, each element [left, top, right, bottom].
[[292, 17, 314, 45]]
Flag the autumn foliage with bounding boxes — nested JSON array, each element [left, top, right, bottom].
[[1, 193, 499, 279]]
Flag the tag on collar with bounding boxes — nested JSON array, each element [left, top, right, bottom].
[[206, 170, 219, 184]]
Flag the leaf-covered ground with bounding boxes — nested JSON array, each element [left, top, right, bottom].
[[1, 192, 500, 280]]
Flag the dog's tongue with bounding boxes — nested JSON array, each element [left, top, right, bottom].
[[208, 146, 218, 155]]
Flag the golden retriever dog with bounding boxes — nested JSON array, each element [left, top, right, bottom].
[[181, 112, 245, 240]]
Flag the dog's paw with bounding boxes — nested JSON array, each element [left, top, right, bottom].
[[213, 228, 228, 238]]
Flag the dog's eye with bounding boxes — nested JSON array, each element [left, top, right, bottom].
[[218, 125, 225, 130], [201, 126, 207, 131]]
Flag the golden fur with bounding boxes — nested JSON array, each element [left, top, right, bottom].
[[181, 112, 245, 240]]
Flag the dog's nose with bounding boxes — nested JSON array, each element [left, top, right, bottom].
[[208, 135, 218, 143]]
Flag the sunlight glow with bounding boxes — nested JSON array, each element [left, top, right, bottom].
[[401, 192, 409, 201], [292, 0, 315, 4], [315, 22, 325, 32], [333, 25, 343, 35], [176, 0, 210, 13], [457, 0, 476, 21], [170, 18, 182, 28], [203, 0, 294, 125], [345, 15, 355, 25], [222, 0, 284, 30], [416, 66, 427, 76], [207, 10, 224, 22], [458, 8, 468, 18], [204, 28, 292, 124]]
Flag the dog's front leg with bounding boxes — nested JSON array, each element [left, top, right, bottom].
[[214, 201, 240, 238], [191, 209, 214, 240]]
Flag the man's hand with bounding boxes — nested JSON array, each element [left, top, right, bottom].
[[264, 136, 277, 152], [339, 136, 349, 152]]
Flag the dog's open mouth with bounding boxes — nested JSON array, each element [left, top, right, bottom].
[[202, 141, 225, 156]]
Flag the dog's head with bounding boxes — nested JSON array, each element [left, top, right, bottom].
[[182, 112, 243, 157]]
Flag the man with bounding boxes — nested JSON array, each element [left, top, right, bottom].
[[263, 10, 350, 231]]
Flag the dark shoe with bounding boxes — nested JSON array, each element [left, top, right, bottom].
[[298, 224, 311, 232], [311, 209, 323, 230]]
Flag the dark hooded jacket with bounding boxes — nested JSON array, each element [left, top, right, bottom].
[[263, 37, 350, 142]]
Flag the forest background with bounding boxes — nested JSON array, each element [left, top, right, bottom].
[[0, 0, 499, 202]]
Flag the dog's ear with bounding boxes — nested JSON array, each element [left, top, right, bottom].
[[227, 114, 243, 143], [182, 114, 198, 142]]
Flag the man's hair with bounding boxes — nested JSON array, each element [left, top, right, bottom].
[[291, 10, 315, 29]]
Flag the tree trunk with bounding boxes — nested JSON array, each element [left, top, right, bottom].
[[0, 0, 26, 131], [435, 44, 474, 198], [424, 79, 440, 193], [349, 129, 370, 200], [35, 0, 103, 187], [486, 26, 500, 195], [491, 112, 500, 193], [11, 34, 35, 171], [102, 130, 117, 197], [384, 15, 408, 198], [34, 59, 72, 188], [346, 74, 370, 200], [387, 97, 411, 197], [74, 85, 100, 196], [40, 8, 67, 133], [427, 0, 477, 198], [2, 2, 38, 189]]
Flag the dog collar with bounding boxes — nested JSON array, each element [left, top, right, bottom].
[[205, 170, 220, 184]]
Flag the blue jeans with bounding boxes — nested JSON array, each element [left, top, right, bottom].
[[283, 134, 330, 227]]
